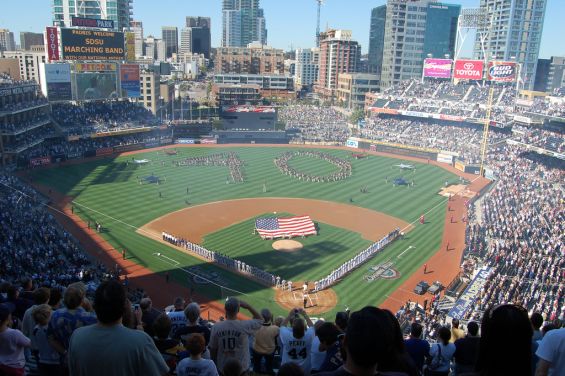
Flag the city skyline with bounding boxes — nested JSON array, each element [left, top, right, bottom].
[[0, 0, 563, 58]]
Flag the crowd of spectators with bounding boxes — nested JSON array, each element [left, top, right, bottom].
[[279, 105, 351, 144], [523, 97, 565, 118], [51, 101, 159, 136], [512, 125, 565, 153]]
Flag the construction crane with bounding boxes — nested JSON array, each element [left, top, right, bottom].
[[315, 0, 325, 47], [479, 87, 495, 177]]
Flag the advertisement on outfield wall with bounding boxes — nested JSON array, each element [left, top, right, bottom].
[[46, 27, 60, 62], [176, 139, 196, 144], [200, 138, 217, 144], [119, 64, 140, 98], [454, 60, 484, 80], [423, 58, 453, 78], [96, 147, 114, 157], [487, 61, 517, 82], [74, 72, 119, 101], [346, 139, 359, 148], [60, 28, 125, 61], [43, 63, 72, 101], [29, 156, 51, 167], [437, 153, 454, 164]]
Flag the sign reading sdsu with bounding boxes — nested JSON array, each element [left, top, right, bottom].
[[488, 61, 517, 82], [60, 28, 125, 61], [454, 60, 484, 80]]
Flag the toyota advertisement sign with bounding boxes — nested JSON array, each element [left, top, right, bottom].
[[423, 58, 452, 78], [488, 61, 517, 82], [454, 60, 484, 80]]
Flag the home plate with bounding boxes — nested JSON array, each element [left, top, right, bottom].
[[272, 240, 303, 253]]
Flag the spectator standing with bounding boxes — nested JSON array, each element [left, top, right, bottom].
[[172, 302, 211, 358], [0, 302, 31, 375], [279, 308, 315, 373], [252, 308, 279, 375], [176, 334, 218, 376], [310, 320, 327, 374], [316, 322, 343, 372], [449, 319, 465, 343], [404, 322, 430, 373], [140, 298, 162, 338], [531, 313, 544, 342], [427, 327, 455, 376], [152, 313, 186, 373], [32, 304, 62, 376], [68, 280, 169, 376], [535, 328, 565, 376], [209, 298, 262, 372], [166, 297, 187, 336], [453, 321, 480, 375]]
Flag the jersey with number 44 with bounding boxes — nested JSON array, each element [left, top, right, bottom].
[[279, 327, 315, 371]]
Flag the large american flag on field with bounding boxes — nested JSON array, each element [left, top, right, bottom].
[[255, 216, 317, 238]]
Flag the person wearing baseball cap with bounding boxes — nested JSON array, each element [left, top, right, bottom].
[[0, 302, 31, 376]]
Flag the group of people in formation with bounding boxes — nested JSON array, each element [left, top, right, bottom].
[[274, 150, 352, 183], [314, 228, 401, 291], [171, 152, 245, 183]]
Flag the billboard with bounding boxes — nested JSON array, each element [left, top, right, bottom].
[[61, 28, 125, 61], [46, 27, 59, 62], [423, 58, 452, 78], [44, 63, 72, 101], [488, 61, 517, 82], [71, 16, 115, 29], [74, 72, 119, 100], [125, 32, 135, 61], [454, 59, 484, 80], [120, 64, 140, 98]]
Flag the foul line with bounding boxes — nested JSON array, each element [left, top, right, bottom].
[[397, 246, 415, 259]]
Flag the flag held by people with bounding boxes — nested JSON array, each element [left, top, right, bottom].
[[255, 216, 317, 239]]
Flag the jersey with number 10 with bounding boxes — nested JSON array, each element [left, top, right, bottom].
[[279, 327, 315, 371]]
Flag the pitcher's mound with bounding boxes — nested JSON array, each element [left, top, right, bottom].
[[273, 240, 303, 252]]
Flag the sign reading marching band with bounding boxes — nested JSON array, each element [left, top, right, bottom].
[[487, 61, 517, 82], [453, 59, 484, 80], [60, 28, 125, 61]]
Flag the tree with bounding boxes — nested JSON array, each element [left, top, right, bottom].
[[349, 109, 364, 124]]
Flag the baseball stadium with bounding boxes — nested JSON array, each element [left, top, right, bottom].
[[0, 2, 564, 375]]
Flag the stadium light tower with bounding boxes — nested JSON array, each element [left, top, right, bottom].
[[315, 0, 325, 47], [454, 8, 490, 60]]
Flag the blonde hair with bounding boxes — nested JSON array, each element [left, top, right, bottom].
[[32, 304, 52, 325]]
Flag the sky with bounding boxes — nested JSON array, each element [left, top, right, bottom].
[[1, 0, 564, 58]]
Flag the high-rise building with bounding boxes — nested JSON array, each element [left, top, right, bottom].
[[52, 0, 133, 31], [380, 0, 460, 89], [222, 0, 267, 47], [0, 29, 16, 52], [315, 29, 361, 98], [214, 44, 284, 75], [534, 57, 565, 93], [155, 40, 167, 62], [130, 21, 144, 58], [295, 48, 320, 89], [474, 0, 547, 90], [182, 17, 211, 58], [368, 6, 386, 75], [19, 32, 44, 51], [161, 26, 178, 59]]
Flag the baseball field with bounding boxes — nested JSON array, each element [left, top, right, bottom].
[[30, 145, 460, 318]]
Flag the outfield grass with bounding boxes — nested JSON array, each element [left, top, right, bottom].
[[31, 146, 456, 317]]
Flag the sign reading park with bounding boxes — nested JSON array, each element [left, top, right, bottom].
[[71, 16, 115, 29], [60, 28, 125, 61]]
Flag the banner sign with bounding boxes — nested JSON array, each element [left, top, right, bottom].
[[200, 138, 217, 144], [513, 115, 532, 124], [46, 27, 60, 62], [60, 28, 125, 61], [438, 114, 464, 122], [448, 267, 491, 320], [67, 151, 82, 159], [454, 60, 484, 80], [0, 85, 36, 98], [437, 153, 454, 164], [75, 63, 117, 72], [346, 139, 359, 148], [44, 63, 72, 101], [29, 156, 51, 167], [125, 32, 135, 61], [369, 107, 399, 115], [160, 137, 173, 144], [119, 64, 140, 98], [95, 147, 114, 156], [487, 61, 517, 82], [423, 58, 452, 78], [176, 138, 196, 144], [71, 16, 115, 29], [455, 161, 466, 172], [114, 143, 143, 153], [401, 110, 431, 118]]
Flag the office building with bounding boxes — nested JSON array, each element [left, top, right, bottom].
[[140, 69, 160, 114], [0, 29, 16, 52], [19, 32, 44, 51], [315, 29, 361, 98], [222, 0, 267, 47], [161, 26, 178, 59], [295, 48, 320, 89], [180, 17, 211, 58], [214, 44, 284, 75], [336, 73, 380, 110], [380, 0, 460, 89], [52, 0, 133, 31], [534, 57, 565, 93], [0, 50, 46, 85], [474, 0, 547, 90], [368, 6, 386, 75], [130, 21, 144, 58]]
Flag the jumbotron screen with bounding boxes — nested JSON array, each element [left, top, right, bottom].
[[60, 28, 125, 61]]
